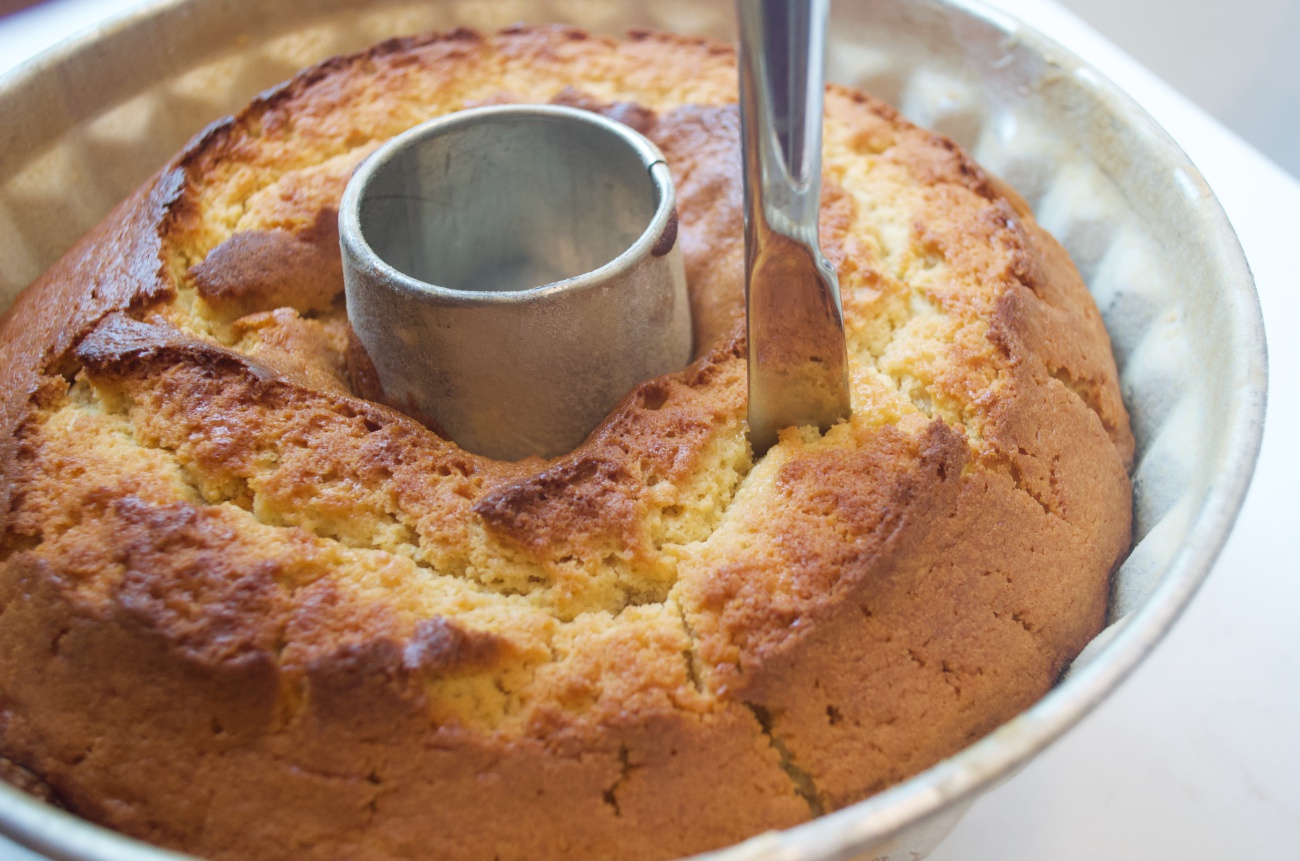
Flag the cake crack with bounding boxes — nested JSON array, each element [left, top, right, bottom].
[[743, 702, 825, 818], [600, 746, 637, 817]]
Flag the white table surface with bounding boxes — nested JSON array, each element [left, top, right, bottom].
[[1, 1, 1297, 859]]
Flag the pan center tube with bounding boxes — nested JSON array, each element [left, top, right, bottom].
[[340, 105, 691, 461]]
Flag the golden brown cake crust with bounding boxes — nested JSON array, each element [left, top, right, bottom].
[[0, 25, 1132, 861]]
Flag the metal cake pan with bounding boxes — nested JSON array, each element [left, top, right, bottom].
[[0, 1, 1267, 859]]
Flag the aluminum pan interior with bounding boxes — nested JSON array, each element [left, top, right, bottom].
[[0, 0, 1267, 859]]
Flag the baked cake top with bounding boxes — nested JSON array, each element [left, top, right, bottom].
[[0, 26, 1132, 859]]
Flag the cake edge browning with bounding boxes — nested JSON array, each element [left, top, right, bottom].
[[0, 25, 1132, 861]]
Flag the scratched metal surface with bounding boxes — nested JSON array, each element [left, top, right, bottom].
[[0, 1, 1266, 859]]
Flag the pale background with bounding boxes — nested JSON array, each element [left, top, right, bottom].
[[1062, 0, 1300, 178]]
